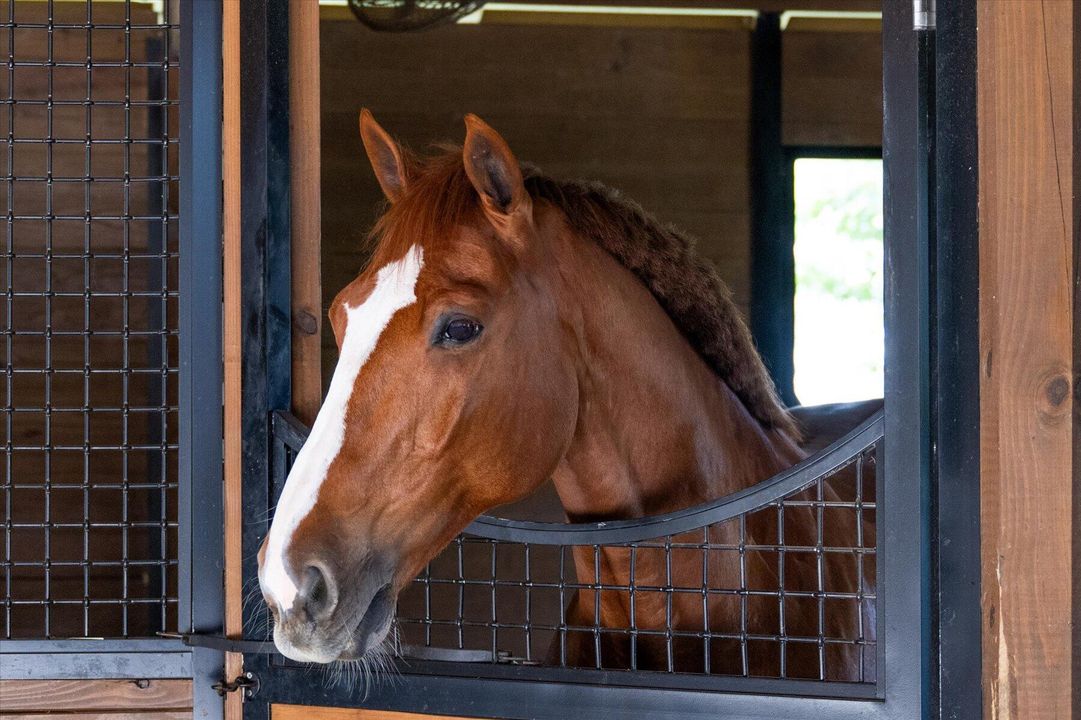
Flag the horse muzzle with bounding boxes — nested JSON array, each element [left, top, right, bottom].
[[266, 559, 396, 664]]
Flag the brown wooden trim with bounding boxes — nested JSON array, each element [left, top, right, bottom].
[[272, 705, 478, 720], [4, 714, 191, 720], [979, 1, 1074, 717], [291, 0, 324, 424], [1075, 0, 1081, 708], [222, 1, 243, 720], [0, 680, 192, 712]]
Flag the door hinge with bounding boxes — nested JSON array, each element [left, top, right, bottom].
[[914, 0, 936, 31], [212, 672, 260, 699]]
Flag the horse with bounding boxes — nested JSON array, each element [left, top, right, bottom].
[[257, 110, 874, 680]]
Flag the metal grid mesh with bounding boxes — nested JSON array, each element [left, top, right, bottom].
[[396, 448, 877, 682], [2, 0, 180, 639]]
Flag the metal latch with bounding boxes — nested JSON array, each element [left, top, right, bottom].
[[494, 651, 540, 666], [914, 0, 935, 31], [212, 672, 259, 698]]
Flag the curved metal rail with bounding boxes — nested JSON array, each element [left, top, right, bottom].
[[271, 409, 883, 546]]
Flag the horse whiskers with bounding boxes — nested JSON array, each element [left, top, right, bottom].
[[318, 629, 403, 698], [321, 656, 366, 696], [241, 582, 272, 637], [241, 584, 262, 611]]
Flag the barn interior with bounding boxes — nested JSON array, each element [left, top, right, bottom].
[[2, 1, 1074, 718], [2, 0, 883, 674], [307, 0, 884, 679]]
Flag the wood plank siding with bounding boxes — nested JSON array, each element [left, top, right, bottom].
[[978, 1, 1075, 718]]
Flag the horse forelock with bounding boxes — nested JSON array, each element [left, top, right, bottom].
[[365, 146, 796, 438]]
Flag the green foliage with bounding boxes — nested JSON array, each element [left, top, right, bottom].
[[794, 160, 883, 304], [792, 158, 884, 404]]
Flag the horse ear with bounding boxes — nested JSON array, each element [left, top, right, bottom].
[[359, 109, 409, 203], [462, 114, 530, 219]]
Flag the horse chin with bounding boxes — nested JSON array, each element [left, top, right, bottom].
[[339, 584, 396, 660], [272, 628, 341, 665]]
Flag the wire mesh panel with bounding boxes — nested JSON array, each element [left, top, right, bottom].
[[270, 411, 880, 691], [2, 0, 180, 640], [396, 449, 877, 684]]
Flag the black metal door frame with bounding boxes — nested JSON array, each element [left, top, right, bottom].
[[178, 1, 226, 716], [928, 1, 981, 716], [233, 1, 981, 718]]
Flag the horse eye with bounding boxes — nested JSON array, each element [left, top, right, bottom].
[[440, 317, 483, 345]]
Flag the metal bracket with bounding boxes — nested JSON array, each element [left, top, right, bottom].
[[212, 672, 260, 699], [914, 0, 936, 31]]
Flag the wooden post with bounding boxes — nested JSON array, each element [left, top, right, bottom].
[[290, 0, 324, 424], [222, 2, 243, 720], [979, 2, 1074, 717], [223, 8, 321, 717]]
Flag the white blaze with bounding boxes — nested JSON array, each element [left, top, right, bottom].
[[261, 246, 424, 610]]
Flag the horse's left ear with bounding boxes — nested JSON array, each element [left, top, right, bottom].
[[359, 108, 410, 203], [463, 114, 531, 221]]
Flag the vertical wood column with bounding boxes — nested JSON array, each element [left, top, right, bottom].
[[290, 1, 324, 423], [222, 2, 243, 719], [979, 2, 1074, 717]]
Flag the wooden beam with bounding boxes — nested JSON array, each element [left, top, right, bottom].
[[291, 0, 324, 424], [0, 680, 192, 712], [222, 1, 243, 720], [979, 1, 1074, 718], [3, 713, 191, 720], [272, 705, 477, 720]]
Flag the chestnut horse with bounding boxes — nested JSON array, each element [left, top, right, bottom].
[[257, 111, 872, 680]]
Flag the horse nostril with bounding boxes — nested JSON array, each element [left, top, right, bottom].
[[299, 564, 336, 621]]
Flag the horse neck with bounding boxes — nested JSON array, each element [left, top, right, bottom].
[[544, 221, 804, 523]]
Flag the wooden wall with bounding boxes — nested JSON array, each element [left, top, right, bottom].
[[782, 25, 882, 147], [978, 2, 1075, 718], [319, 20, 752, 384], [318, 16, 882, 385], [0, 679, 192, 719]]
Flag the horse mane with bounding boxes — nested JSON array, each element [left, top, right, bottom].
[[369, 147, 797, 437]]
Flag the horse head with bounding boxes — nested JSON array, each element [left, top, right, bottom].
[[257, 112, 581, 662]]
